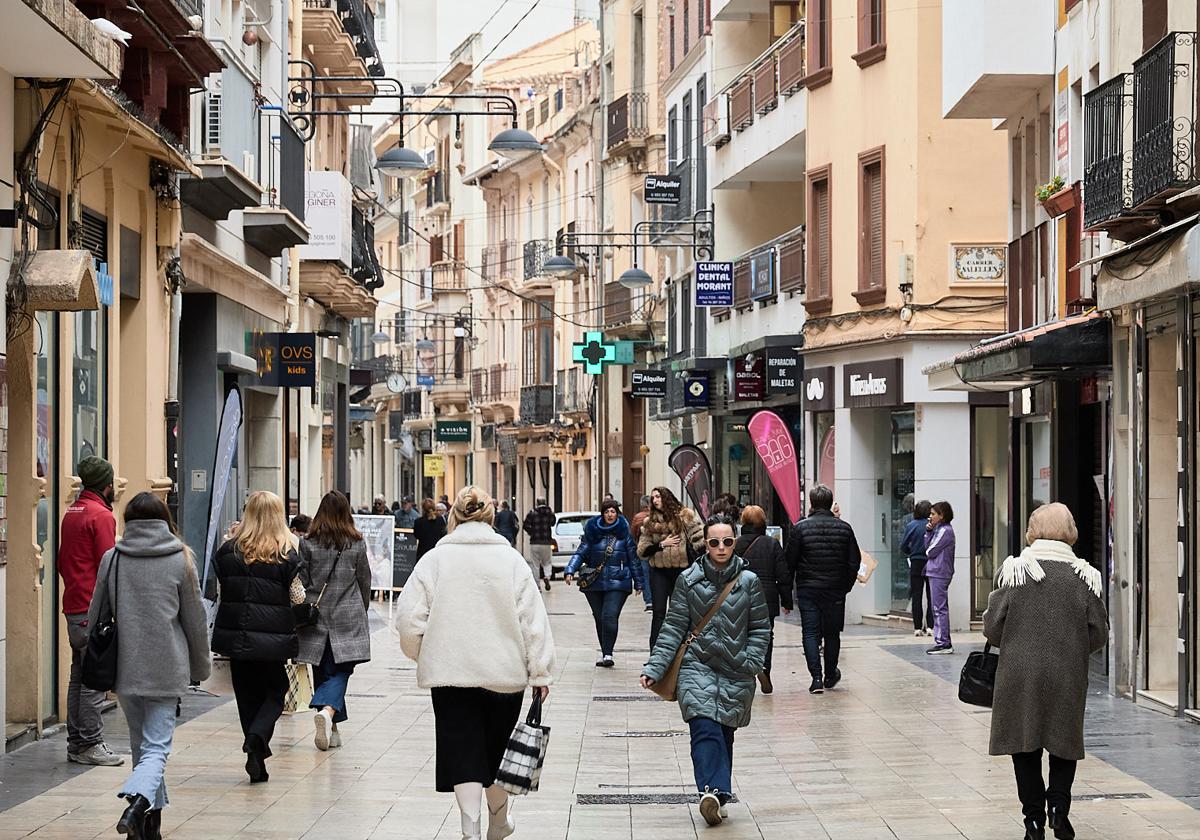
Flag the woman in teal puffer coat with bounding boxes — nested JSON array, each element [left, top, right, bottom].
[[565, 500, 645, 667], [640, 514, 771, 829]]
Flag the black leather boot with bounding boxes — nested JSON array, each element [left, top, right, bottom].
[[1048, 806, 1074, 840], [117, 794, 151, 838], [144, 809, 162, 840], [1023, 818, 1046, 840]]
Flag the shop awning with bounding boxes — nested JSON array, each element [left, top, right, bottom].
[[923, 311, 1110, 392], [17, 249, 100, 311]]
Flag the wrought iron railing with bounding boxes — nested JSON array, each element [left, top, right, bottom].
[[1132, 32, 1199, 207], [1084, 73, 1135, 229], [607, 92, 649, 149], [426, 171, 446, 208], [604, 282, 633, 324], [554, 368, 591, 415], [519, 384, 554, 425], [469, 365, 519, 404], [523, 239, 554, 280]]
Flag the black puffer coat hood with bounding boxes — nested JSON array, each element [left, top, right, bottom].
[[211, 540, 302, 661]]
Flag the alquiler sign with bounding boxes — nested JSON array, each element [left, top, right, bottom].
[[645, 174, 683, 205]]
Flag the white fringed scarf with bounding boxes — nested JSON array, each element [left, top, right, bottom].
[[995, 538, 1103, 599]]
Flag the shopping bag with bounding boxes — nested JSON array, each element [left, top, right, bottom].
[[958, 644, 999, 707], [496, 691, 551, 795], [856, 551, 878, 585]]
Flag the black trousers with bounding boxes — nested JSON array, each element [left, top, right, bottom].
[[763, 616, 777, 675], [431, 687, 523, 792], [229, 659, 289, 757], [910, 569, 933, 631], [1012, 750, 1077, 822], [795, 588, 845, 681], [649, 566, 685, 651]]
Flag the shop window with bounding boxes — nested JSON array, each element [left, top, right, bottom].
[[854, 0, 886, 67], [814, 412, 835, 495], [72, 308, 108, 464], [805, 0, 832, 87], [856, 147, 886, 304], [35, 310, 59, 724], [887, 410, 915, 615], [806, 164, 832, 310]]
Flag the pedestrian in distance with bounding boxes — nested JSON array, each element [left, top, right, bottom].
[[640, 514, 770, 828], [394, 496, 419, 530], [923, 501, 957, 654], [297, 491, 372, 752], [630, 494, 653, 611], [414, 498, 448, 560], [564, 499, 645, 667], [58, 455, 123, 767], [289, 514, 312, 540], [712, 493, 741, 526], [984, 503, 1108, 840], [493, 499, 521, 546], [637, 486, 705, 650], [212, 491, 305, 783], [436, 501, 449, 521], [900, 499, 935, 636], [522, 497, 556, 590], [735, 505, 792, 695], [785, 484, 861, 694], [371, 495, 390, 516], [395, 486, 556, 840], [88, 491, 210, 840]]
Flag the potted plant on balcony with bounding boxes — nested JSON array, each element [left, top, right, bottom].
[[1036, 176, 1075, 217]]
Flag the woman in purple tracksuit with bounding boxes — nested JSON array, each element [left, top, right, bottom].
[[923, 501, 956, 655]]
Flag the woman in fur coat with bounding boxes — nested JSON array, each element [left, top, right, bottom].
[[636, 486, 706, 649], [984, 503, 1108, 840]]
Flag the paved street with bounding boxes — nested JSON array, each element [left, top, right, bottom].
[[2, 590, 1200, 840]]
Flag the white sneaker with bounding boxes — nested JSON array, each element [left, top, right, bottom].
[[719, 804, 728, 820], [914, 629, 922, 637], [314, 710, 332, 751], [329, 729, 342, 748], [699, 792, 723, 826], [68, 743, 125, 766]]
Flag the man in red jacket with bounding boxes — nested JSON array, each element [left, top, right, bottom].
[[58, 456, 123, 766]]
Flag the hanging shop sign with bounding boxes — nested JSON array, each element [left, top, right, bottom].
[[251, 332, 318, 388], [416, 337, 436, 388], [299, 171, 353, 266], [572, 331, 618, 374], [766, 347, 802, 396], [750, 250, 776, 301], [803, 365, 835, 412], [695, 262, 734, 307], [644, 174, 683, 205], [423, 453, 445, 477], [631, 369, 668, 399], [733, 352, 766, 401], [843, 358, 904, 408], [435, 420, 471, 443], [684, 371, 711, 408]]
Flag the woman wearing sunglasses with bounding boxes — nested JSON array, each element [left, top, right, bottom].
[[640, 514, 771, 828]]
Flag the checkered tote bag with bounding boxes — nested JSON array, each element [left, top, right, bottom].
[[496, 691, 550, 795]]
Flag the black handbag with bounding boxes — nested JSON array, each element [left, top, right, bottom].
[[82, 551, 120, 692], [958, 643, 999, 707], [576, 539, 616, 591], [293, 548, 344, 628]]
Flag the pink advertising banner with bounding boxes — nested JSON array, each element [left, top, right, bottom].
[[748, 410, 802, 525]]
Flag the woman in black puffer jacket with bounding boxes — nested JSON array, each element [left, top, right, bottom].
[[213, 490, 304, 783], [734, 505, 793, 695]]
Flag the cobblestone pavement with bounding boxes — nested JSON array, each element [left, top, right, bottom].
[[3, 588, 1200, 839]]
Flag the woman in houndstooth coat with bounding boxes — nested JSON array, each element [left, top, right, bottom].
[[984, 503, 1108, 840]]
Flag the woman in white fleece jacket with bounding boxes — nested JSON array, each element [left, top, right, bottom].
[[395, 485, 556, 840]]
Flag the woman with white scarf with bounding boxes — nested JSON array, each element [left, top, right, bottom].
[[983, 503, 1108, 840]]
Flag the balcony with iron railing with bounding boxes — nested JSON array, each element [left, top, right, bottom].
[[606, 92, 649, 156], [1085, 32, 1200, 240], [519, 384, 555, 426], [470, 365, 521, 421], [554, 368, 591, 416], [300, 0, 380, 86], [711, 21, 807, 190], [425, 170, 448, 210], [523, 239, 555, 283]]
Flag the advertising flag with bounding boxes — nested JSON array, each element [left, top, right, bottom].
[[201, 388, 243, 635], [668, 444, 714, 519], [748, 410, 803, 525]]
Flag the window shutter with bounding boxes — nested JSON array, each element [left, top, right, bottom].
[[867, 163, 883, 287], [857, 0, 869, 52], [453, 222, 465, 262], [816, 179, 830, 299]]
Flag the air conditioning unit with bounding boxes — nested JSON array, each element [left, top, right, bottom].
[[704, 94, 730, 148], [422, 147, 437, 168]]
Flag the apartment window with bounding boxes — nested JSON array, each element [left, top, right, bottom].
[[376, 0, 387, 40], [806, 0, 832, 87], [695, 76, 707, 207], [855, 0, 885, 66], [680, 278, 692, 355], [856, 147, 886, 303], [669, 13, 676, 70], [668, 105, 679, 167], [771, 1, 799, 39], [523, 300, 554, 386], [698, 0, 706, 36], [632, 11, 645, 92], [667, 280, 678, 353], [684, 0, 690, 54], [806, 165, 832, 309], [682, 91, 693, 182]]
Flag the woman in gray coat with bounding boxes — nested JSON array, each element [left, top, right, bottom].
[[87, 492, 210, 840], [297, 490, 372, 751], [984, 503, 1108, 840], [640, 514, 770, 829]]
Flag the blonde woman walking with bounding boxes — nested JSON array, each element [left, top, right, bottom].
[[212, 491, 304, 782], [396, 486, 556, 840]]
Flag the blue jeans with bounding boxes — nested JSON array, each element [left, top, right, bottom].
[[310, 643, 356, 724], [583, 588, 629, 656], [118, 695, 177, 809], [639, 559, 652, 605], [689, 717, 735, 803]]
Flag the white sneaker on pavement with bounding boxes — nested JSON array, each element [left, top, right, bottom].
[[699, 792, 723, 826], [68, 743, 125, 766], [329, 729, 342, 748], [719, 804, 728, 820], [314, 710, 332, 751]]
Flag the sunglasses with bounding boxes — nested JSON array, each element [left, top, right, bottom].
[[706, 537, 736, 548]]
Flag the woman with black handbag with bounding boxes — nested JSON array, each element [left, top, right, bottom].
[[86, 492, 209, 840], [984, 503, 1108, 840], [563, 499, 644, 667], [297, 490, 372, 752], [212, 491, 304, 782], [733, 505, 792, 694]]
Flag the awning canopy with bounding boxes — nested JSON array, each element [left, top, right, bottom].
[[17, 249, 100, 311], [923, 311, 1110, 392]]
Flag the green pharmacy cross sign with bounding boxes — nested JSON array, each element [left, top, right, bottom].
[[573, 331, 617, 375]]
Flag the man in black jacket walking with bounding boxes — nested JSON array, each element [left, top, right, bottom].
[[523, 498, 556, 590], [785, 485, 861, 694]]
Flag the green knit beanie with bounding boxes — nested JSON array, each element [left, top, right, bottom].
[[77, 456, 114, 491]]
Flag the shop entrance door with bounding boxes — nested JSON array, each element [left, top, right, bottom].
[[888, 410, 915, 615]]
